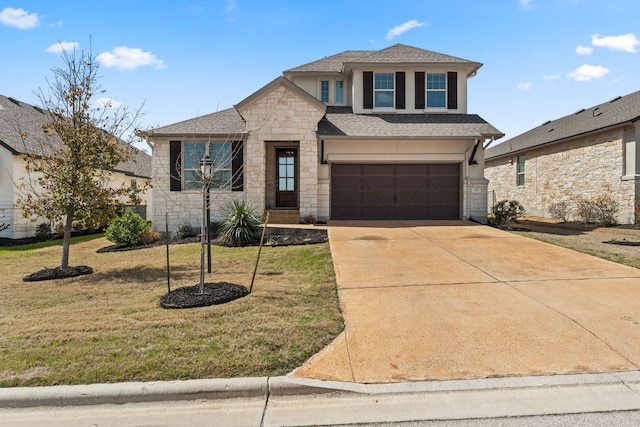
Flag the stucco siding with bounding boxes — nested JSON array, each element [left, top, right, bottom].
[[486, 128, 638, 224]]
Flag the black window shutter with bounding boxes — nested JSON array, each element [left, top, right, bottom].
[[169, 140, 182, 191], [363, 71, 373, 109], [232, 141, 244, 191], [447, 72, 458, 110], [415, 72, 425, 109], [395, 72, 405, 109]]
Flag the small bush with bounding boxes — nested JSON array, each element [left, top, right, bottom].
[[302, 214, 317, 225], [105, 210, 152, 245], [172, 221, 194, 240], [548, 201, 570, 222], [35, 222, 51, 241], [139, 230, 161, 245], [220, 200, 261, 247], [489, 199, 525, 227], [575, 195, 619, 226]]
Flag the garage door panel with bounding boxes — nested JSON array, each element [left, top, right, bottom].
[[331, 164, 460, 220]]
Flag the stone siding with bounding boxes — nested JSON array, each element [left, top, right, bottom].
[[486, 128, 638, 224]]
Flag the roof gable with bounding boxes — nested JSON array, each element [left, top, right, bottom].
[[486, 90, 640, 159], [235, 76, 326, 113]]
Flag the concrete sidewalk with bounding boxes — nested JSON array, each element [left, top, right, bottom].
[[1, 372, 640, 426], [292, 220, 640, 383]]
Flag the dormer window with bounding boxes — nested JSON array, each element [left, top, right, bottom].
[[374, 73, 394, 108]]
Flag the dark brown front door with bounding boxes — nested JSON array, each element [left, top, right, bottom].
[[276, 149, 297, 208], [331, 164, 460, 220]]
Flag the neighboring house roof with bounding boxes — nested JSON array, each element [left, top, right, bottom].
[[150, 107, 246, 136], [319, 107, 503, 139], [0, 94, 151, 178], [486, 89, 640, 160], [284, 44, 482, 75]]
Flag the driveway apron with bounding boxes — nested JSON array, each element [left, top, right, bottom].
[[292, 221, 640, 383]]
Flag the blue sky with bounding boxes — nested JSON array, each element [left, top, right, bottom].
[[1, 0, 639, 150]]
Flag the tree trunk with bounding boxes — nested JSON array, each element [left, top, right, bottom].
[[61, 215, 73, 270]]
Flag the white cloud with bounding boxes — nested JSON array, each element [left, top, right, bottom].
[[97, 46, 166, 70], [517, 82, 532, 91], [567, 64, 610, 81], [226, 0, 237, 12], [386, 20, 428, 40], [519, 0, 535, 10], [591, 33, 639, 53], [0, 7, 39, 29], [45, 41, 78, 54], [575, 45, 593, 55], [543, 73, 561, 80], [93, 98, 122, 110]]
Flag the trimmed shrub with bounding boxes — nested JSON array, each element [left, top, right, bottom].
[[35, 222, 51, 241], [220, 200, 261, 247], [105, 210, 151, 245], [489, 199, 525, 227], [575, 195, 619, 226], [548, 201, 570, 222], [139, 230, 161, 245], [172, 221, 194, 240]]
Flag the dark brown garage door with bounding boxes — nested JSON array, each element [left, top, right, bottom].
[[331, 164, 460, 220]]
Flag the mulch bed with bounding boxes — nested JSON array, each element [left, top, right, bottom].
[[604, 239, 640, 246], [23, 265, 94, 282], [160, 282, 248, 309], [97, 229, 328, 253]]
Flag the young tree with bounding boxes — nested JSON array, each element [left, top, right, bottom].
[[17, 46, 144, 272]]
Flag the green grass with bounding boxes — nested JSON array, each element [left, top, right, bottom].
[[0, 237, 344, 387], [0, 233, 105, 256]]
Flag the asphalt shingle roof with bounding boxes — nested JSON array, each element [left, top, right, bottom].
[[319, 107, 503, 139], [0, 94, 151, 178], [150, 107, 246, 136], [486, 90, 640, 160], [284, 44, 481, 74]]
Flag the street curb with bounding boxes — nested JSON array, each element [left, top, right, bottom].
[[1, 371, 639, 409]]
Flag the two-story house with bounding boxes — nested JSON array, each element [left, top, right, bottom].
[[147, 43, 503, 229]]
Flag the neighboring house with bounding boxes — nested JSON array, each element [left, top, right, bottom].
[[485, 90, 640, 225], [147, 43, 503, 230], [0, 94, 152, 239]]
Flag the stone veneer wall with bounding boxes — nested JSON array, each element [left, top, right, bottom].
[[237, 84, 325, 222], [151, 141, 242, 233], [485, 128, 638, 224]]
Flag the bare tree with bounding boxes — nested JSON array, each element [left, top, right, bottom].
[[16, 46, 145, 272]]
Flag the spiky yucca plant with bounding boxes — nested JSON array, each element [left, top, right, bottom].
[[220, 200, 261, 246]]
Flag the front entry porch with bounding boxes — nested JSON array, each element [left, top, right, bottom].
[[265, 141, 300, 224]]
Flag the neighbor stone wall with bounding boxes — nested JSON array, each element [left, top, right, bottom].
[[485, 128, 637, 224]]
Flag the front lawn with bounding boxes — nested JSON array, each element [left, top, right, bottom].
[[0, 237, 343, 387]]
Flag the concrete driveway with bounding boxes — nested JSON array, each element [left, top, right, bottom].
[[292, 220, 640, 383]]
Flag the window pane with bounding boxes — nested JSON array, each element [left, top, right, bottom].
[[335, 80, 344, 103], [286, 164, 294, 177], [321, 80, 329, 102], [287, 178, 294, 191], [427, 91, 446, 108], [375, 73, 394, 89], [375, 91, 393, 108], [184, 142, 205, 169], [210, 142, 231, 168], [211, 170, 231, 189], [279, 178, 287, 191], [427, 73, 446, 89], [184, 170, 201, 190]]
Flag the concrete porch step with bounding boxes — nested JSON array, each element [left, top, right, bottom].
[[265, 209, 300, 224]]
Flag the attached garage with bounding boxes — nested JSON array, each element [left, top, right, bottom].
[[330, 163, 461, 220]]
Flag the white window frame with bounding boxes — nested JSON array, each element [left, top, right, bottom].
[[318, 79, 346, 105], [183, 141, 232, 191], [374, 72, 394, 109], [426, 72, 447, 109], [516, 156, 525, 186]]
